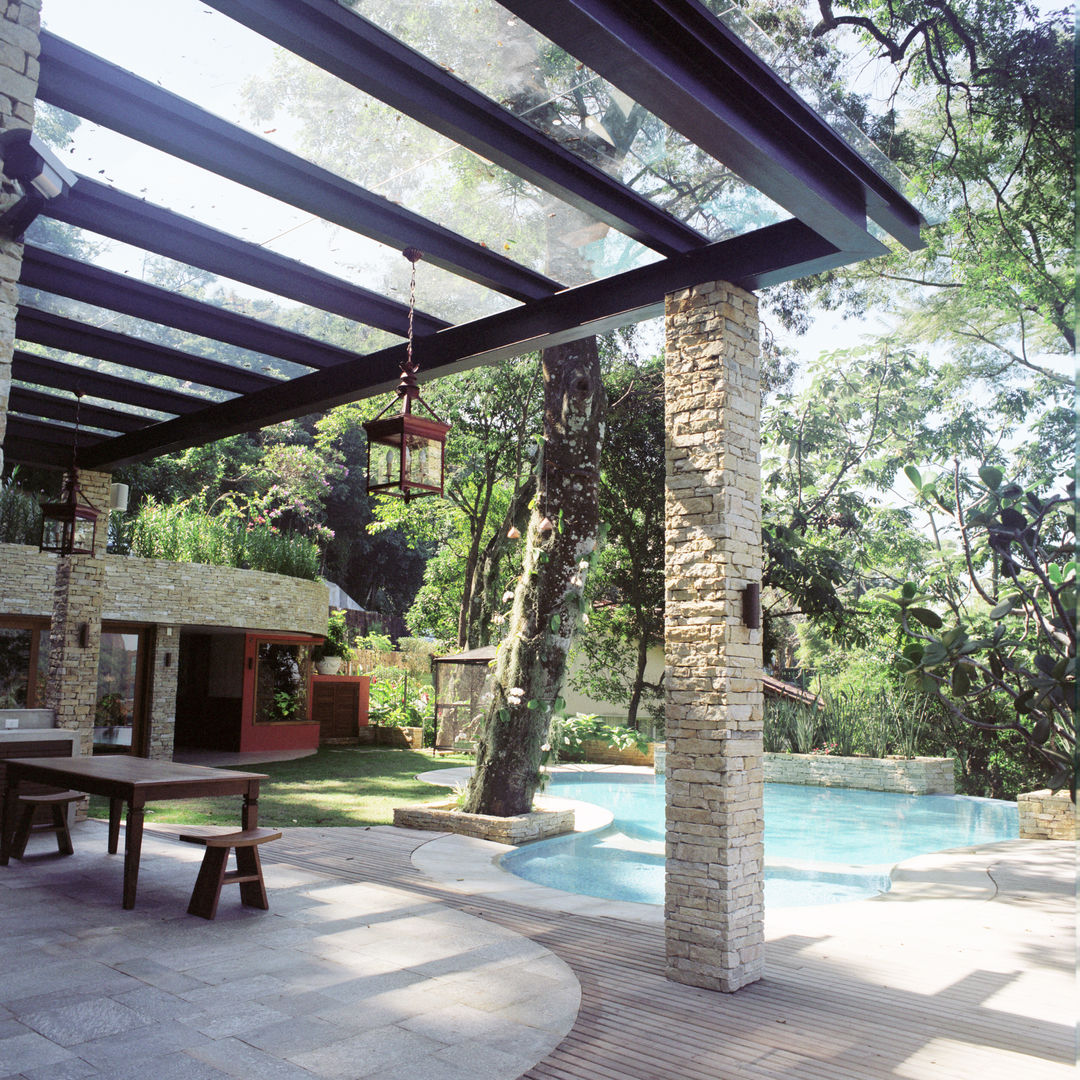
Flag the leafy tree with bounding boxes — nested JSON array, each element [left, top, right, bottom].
[[893, 466, 1076, 791], [570, 355, 665, 728]]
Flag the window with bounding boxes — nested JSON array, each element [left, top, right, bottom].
[[0, 617, 49, 708], [253, 639, 313, 724]]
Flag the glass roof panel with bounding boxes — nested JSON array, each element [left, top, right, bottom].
[[338, 0, 787, 242], [39, 0, 665, 288]]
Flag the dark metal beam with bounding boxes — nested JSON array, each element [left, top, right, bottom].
[[41, 178, 450, 339], [12, 351, 198, 416], [500, 0, 922, 252], [8, 386, 152, 434], [5, 415, 107, 458], [16, 308, 274, 396], [83, 219, 850, 469], [202, 0, 707, 259], [21, 246, 365, 373], [38, 32, 561, 303]]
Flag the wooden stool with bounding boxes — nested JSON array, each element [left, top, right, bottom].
[[178, 828, 281, 920], [12, 790, 83, 859]]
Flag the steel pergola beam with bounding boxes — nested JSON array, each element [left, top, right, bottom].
[[16, 307, 275, 396], [8, 386, 152, 434], [202, 0, 708, 259], [82, 219, 849, 469], [12, 350, 201, 415], [21, 247, 367, 373], [40, 178, 450, 339], [500, 0, 923, 253], [38, 32, 562, 304]]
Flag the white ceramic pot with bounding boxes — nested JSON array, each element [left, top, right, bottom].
[[315, 656, 343, 675]]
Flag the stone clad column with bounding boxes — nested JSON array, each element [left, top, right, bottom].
[[45, 470, 111, 756], [0, 0, 42, 472], [664, 280, 764, 992]]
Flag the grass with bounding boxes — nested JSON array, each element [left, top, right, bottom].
[[86, 747, 473, 829]]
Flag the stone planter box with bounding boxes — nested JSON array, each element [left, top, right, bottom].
[[393, 798, 575, 845], [1018, 789, 1078, 840], [357, 724, 424, 750], [763, 752, 955, 794], [581, 739, 656, 767]]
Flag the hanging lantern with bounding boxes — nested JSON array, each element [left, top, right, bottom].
[[40, 392, 99, 555], [364, 248, 450, 502]]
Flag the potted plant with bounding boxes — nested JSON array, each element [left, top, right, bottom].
[[313, 609, 353, 675]]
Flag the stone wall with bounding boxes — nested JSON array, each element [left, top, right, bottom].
[[764, 753, 955, 795], [102, 557, 327, 633], [1017, 789, 1078, 840], [664, 280, 763, 993], [0, 544, 54, 616], [580, 739, 655, 767], [0, 0, 41, 471]]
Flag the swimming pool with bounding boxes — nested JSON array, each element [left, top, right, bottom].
[[500, 773, 1019, 908]]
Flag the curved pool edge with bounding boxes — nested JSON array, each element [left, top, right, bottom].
[[409, 832, 1047, 924]]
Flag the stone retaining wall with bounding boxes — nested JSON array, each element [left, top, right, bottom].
[[393, 800, 575, 845], [1017, 789, 1078, 840], [581, 739, 655, 767], [764, 752, 955, 794], [0, 545, 55, 616]]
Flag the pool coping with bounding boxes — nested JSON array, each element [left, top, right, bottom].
[[412, 763, 1028, 921]]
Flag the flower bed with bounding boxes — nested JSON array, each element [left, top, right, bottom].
[[763, 752, 955, 794]]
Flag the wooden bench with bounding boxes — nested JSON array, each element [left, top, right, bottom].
[[11, 790, 83, 858], [178, 828, 282, 919]]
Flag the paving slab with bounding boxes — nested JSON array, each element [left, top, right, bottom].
[[0, 820, 579, 1080]]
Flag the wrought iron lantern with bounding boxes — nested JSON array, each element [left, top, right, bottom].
[[39, 392, 99, 555], [364, 248, 450, 502]]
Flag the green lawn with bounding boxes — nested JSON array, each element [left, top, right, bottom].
[[87, 747, 472, 829]]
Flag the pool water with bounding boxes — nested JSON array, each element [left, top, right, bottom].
[[501, 774, 1019, 908]]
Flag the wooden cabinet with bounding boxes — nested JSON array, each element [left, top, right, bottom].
[[311, 676, 370, 742]]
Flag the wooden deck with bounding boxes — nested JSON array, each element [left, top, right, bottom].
[[263, 828, 1077, 1080]]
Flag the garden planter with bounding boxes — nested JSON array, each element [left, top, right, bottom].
[[1018, 789, 1078, 840], [393, 798, 574, 844], [581, 739, 655, 767], [762, 752, 955, 794], [358, 724, 424, 750], [315, 656, 343, 675]]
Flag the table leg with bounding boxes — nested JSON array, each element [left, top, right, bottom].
[[122, 801, 144, 910], [108, 799, 123, 854], [0, 774, 20, 866], [242, 783, 260, 830]]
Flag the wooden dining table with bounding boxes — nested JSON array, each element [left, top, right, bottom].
[[0, 755, 268, 909]]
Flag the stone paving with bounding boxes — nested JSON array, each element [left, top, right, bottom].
[[0, 821, 579, 1080]]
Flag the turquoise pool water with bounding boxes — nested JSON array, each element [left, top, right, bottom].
[[501, 774, 1019, 908]]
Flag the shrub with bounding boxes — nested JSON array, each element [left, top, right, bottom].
[[545, 713, 651, 764], [0, 476, 42, 544]]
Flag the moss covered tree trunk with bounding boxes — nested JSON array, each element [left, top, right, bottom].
[[463, 337, 605, 816]]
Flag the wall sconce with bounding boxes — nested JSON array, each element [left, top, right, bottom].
[[77, 623, 90, 648], [741, 583, 760, 629], [163, 652, 172, 667], [0, 129, 77, 239], [109, 483, 129, 512]]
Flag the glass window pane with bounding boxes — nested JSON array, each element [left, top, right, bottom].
[[95, 631, 139, 751], [255, 641, 312, 723], [0, 627, 33, 708]]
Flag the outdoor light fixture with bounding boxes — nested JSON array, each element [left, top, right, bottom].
[[0, 128, 77, 240], [39, 392, 100, 556], [364, 248, 450, 502]]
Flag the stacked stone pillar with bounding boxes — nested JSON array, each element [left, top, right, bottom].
[[664, 280, 764, 992], [146, 625, 179, 760], [44, 470, 111, 755], [0, 0, 42, 472]]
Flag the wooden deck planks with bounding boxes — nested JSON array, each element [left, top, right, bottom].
[[262, 828, 1075, 1080]]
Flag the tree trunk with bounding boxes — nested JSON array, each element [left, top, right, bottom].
[[455, 469, 495, 648], [626, 631, 650, 730], [463, 338, 605, 816]]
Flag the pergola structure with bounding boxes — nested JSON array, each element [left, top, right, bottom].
[[0, 0, 924, 993]]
